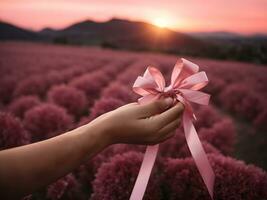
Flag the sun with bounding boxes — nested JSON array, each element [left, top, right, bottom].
[[153, 18, 169, 28]]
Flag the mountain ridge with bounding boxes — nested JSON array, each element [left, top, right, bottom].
[[0, 21, 42, 40], [1, 18, 266, 64], [36, 18, 206, 53]]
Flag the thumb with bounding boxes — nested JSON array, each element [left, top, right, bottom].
[[137, 97, 174, 118]]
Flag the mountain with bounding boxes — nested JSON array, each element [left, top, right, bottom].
[[0, 21, 42, 40], [1, 19, 266, 64], [188, 31, 243, 40], [39, 18, 207, 53], [188, 31, 267, 42], [249, 34, 267, 40], [1, 19, 206, 53]]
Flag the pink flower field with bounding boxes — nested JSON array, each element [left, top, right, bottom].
[[0, 41, 267, 200]]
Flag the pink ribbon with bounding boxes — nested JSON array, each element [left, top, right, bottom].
[[130, 58, 215, 200]]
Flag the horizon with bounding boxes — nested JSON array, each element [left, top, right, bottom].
[[0, 0, 267, 35], [3, 17, 266, 36]]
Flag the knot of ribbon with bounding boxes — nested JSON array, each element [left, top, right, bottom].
[[130, 58, 215, 200]]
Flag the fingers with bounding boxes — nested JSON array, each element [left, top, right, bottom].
[[143, 117, 181, 145], [157, 130, 176, 144], [156, 118, 181, 142], [115, 102, 137, 111], [136, 98, 173, 118], [157, 118, 181, 138], [152, 102, 184, 130]]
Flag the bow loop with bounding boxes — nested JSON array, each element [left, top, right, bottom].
[[171, 58, 199, 88], [133, 76, 157, 96], [133, 66, 166, 97], [145, 66, 166, 91], [179, 71, 209, 90]]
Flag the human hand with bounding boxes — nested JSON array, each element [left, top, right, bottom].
[[91, 98, 184, 145]]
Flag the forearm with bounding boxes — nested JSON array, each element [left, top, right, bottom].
[[0, 120, 108, 199]]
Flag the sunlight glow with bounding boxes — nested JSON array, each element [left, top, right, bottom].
[[153, 18, 169, 28]]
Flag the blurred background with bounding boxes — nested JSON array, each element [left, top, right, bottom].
[[0, 0, 267, 63], [0, 1, 267, 200]]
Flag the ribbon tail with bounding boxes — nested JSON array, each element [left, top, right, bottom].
[[130, 144, 159, 200], [183, 112, 215, 199]]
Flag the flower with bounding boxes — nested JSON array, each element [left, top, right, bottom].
[[159, 129, 187, 158], [163, 154, 267, 200], [203, 74, 225, 98], [194, 105, 222, 130], [0, 112, 29, 150], [75, 144, 145, 193], [101, 82, 135, 103], [44, 70, 66, 87], [23, 103, 73, 141], [199, 118, 236, 155], [46, 174, 83, 200], [89, 97, 125, 120], [0, 76, 18, 104], [253, 106, 267, 131], [13, 75, 48, 98], [47, 85, 87, 117], [219, 83, 263, 120], [160, 117, 235, 157], [8, 95, 41, 118], [91, 151, 162, 200], [69, 72, 109, 104]]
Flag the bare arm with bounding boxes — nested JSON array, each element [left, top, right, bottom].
[[0, 98, 183, 199], [0, 121, 108, 199]]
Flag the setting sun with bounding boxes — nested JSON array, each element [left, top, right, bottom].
[[153, 18, 169, 28]]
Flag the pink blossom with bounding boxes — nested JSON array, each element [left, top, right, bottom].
[[69, 72, 109, 106], [194, 105, 222, 130], [0, 112, 29, 150], [253, 107, 267, 131], [46, 174, 84, 200], [14, 75, 48, 98], [8, 95, 41, 118], [160, 117, 235, 157], [199, 118, 236, 154], [23, 103, 73, 141], [204, 74, 225, 98], [0, 76, 18, 104], [101, 82, 136, 103], [89, 97, 125, 120], [219, 83, 264, 120], [163, 154, 267, 200], [47, 85, 87, 117], [91, 151, 162, 200]]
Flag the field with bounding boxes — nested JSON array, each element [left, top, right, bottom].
[[0, 41, 267, 199]]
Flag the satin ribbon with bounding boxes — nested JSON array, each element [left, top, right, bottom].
[[130, 58, 215, 200]]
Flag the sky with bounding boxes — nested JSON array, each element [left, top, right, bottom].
[[0, 0, 267, 34]]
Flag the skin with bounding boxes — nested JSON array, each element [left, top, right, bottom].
[[0, 97, 184, 199]]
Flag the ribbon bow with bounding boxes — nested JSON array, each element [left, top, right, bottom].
[[131, 58, 215, 200]]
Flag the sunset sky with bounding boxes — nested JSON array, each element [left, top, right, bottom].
[[0, 0, 266, 34]]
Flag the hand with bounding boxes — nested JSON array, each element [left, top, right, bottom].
[[91, 98, 184, 145]]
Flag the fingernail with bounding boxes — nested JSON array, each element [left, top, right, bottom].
[[164, 98, 173, 108]]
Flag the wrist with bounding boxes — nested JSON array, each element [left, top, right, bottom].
[[89, 114, 116, 146], [70, 120, 110, 162], [89, 119, 111, 147]]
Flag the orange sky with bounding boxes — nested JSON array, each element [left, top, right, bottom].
[[0, 0, 267, 34]]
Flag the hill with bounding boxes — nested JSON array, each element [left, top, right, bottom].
[[39, 18, 207, 54], [0, 21, 42, 40], [1, 19, 266, 64]]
